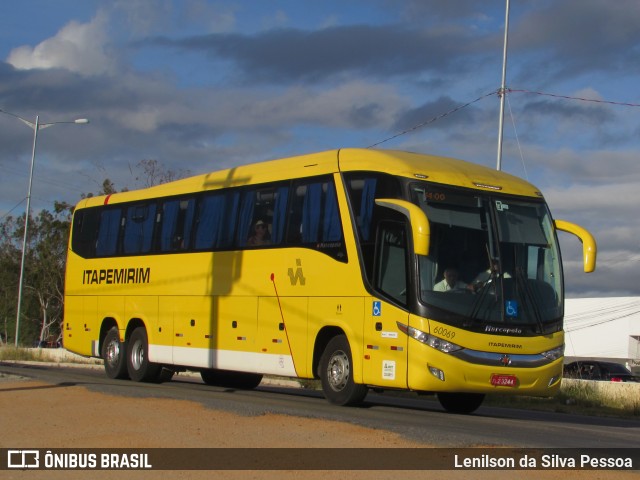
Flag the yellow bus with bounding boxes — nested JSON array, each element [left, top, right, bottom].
[[63, 148, 596, 413]]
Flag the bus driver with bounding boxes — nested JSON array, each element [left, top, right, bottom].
[[433, 268, 474, 292]]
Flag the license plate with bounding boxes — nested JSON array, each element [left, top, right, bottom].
[[491, 374, 518, 387]]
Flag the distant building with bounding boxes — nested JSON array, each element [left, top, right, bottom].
[[564, 297, 640, 369]]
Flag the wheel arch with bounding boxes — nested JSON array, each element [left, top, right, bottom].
[[99, 317, 147, 355], [125, 318, 147, 342], [99, 317, 119, 356], [312, 326, 346, 379]]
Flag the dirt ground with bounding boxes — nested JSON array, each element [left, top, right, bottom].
[[0, 373, 636, 480]]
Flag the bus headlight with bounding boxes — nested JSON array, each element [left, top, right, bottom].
[[397, 322, 463, 354], [540, 345, 564, 361]]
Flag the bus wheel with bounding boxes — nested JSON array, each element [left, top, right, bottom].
[[102, 327, 128, 379], [200, 369, 263, 390], [126, 327, 160, 382], [437, 392, 485, 414], [319, 335, 368, 406]]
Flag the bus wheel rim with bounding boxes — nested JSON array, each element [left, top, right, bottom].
[[106, 339, 120, 367], [327, 350, 349, 392], [131, 340, 144, 370]]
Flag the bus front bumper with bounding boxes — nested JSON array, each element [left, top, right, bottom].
[[406, 344, 564, 396]]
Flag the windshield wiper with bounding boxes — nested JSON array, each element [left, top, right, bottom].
[[468, 270, 500, 322], [513, 267, 545, 334]]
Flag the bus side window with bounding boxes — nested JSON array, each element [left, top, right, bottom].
[[237, 189, 257, 247], [302, 182, 323, 243], [344, 173, 402, 276], [96, 208, 123, 257], [194, 191, 239, 250], [288, 178, 342, 244], [159, 198, 195, 251], [374, 222, 408, 305], [237, 184, 289, 248], [71, 208, 101, 258], [123, 203, 157, 254], [271, 185, 289, 244]]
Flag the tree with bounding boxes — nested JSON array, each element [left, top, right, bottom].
[[133, 159, 190, 188], [27, 202, 73, 346], [0, 160, 189, 346], [0, 202, 72, 346], [82, 178, 118, 199], [0, 215, 20, 344]]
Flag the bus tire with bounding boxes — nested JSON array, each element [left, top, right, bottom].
[[437, 392, 485, 414], [126, 327, 161, 382], [200, 369, 263, 390], [102, 327, 128, 379], [319, 335, 368, 406]]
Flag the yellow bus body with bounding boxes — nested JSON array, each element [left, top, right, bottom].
[[64, 149, 593, 407]]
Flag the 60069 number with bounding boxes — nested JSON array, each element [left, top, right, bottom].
[[433, 326, 456, 339]]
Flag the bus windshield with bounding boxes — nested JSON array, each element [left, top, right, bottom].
[[411, 184, 563, 332]]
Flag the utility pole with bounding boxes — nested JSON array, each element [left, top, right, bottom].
[[496, 0, 511, 171]]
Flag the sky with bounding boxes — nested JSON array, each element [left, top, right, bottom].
[[1, 0, 639, 298]]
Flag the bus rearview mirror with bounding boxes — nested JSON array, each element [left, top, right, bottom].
[[554, 219, 597, 273], [375, 199, 430, 256]]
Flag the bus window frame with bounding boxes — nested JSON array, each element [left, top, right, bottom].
[[69, 174, 348, 262]]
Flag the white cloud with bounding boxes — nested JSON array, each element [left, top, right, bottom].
[[260, 10, 290, 30], [545, 182, 640, 215], [241, 82, 406, 129], [112, 0, 173, 36], [108, 0, 236, 37], [6, 12, 117, 76], [571, 87, 604, 102]]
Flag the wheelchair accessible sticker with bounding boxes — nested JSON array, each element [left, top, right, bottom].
[[505, 300, 519, 318], [372, 301, 381, 316]]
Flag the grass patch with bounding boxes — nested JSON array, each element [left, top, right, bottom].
[[0, 346, 47, 362], [297, 378, 322, 390], [0, 346, 102, 365], [485, 380, 640, 417]]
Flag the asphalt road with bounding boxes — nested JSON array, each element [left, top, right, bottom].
[[2, 361, 639, 449]]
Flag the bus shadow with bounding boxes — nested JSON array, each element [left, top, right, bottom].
[[364, 391, 640, 429], [251, 383, 640, 431], [0, 381, 80, 394]]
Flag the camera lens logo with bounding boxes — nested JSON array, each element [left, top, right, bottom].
[[7, 450, 40, 469]]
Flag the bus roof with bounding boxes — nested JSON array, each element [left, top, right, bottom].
[[77, 148, 542, 208], [338, 149, 541, 197]]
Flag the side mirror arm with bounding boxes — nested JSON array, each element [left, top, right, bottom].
[[554, 219, 597, 273], [375, 199, 430, 256]]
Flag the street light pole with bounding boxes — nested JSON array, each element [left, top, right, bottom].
[[14, 115, 40, 348], [0, 109, 88, 347]]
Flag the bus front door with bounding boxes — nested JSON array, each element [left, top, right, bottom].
[[362, 298, 408, 389]]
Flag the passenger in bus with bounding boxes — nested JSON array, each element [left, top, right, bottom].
[[433, 268, 474, 292], [247, 220, 271, 246]]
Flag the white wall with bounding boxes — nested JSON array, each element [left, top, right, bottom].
[[564, 297, 640, 362]]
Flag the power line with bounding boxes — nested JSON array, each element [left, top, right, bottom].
[[0, 164, 87, 192], [565, 309, 638, 333], [367, 87, 640, 148], [0, 198, 26, 221], [565, 299, 640, 332], [506, 93, 528, 180], [506, 88, 640, 108], [367, 90, 499, 148]]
